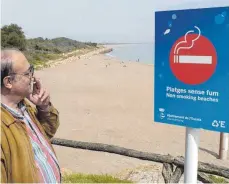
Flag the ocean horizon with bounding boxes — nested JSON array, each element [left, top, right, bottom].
[[105, 43, 154, 65]]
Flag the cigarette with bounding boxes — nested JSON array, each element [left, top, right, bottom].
[[174, 55, 212, 64]]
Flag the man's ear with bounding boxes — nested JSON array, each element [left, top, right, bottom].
[[3, 76, 13, 89]]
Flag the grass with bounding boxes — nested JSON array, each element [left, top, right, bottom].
[[24, 51, 60, 68], [62, 173, 133, 183], [24, 46, 99, 70], [209, 175, 229, 183], [62, 173, 229, 183]]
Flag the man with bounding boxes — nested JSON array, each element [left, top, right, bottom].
[[1, 49, 61, 183]]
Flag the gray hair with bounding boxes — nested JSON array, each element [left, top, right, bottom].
[[1, 48, 21, 87]]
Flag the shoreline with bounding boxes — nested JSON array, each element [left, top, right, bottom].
[[103, 43, 154, 66], [104, 52, 154, 67], [35, 44, 154, 71], [35, 46, 113, 70]]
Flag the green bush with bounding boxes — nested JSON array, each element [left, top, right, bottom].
[[62, 173, 132, 183], [209, 175, 229, 183], [1, 24, 98, 67], [53, 48, 62, 54], [1, 24, 26, 51]]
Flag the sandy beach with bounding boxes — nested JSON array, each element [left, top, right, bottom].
[[36, 50, 229, 175]]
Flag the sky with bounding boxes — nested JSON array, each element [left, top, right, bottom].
[[1, 0, 229, 43]]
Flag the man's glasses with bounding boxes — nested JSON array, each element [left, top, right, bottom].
[[9, 65, 34, 80]]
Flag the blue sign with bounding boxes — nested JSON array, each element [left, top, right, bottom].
[[154, 6, 229, 133]]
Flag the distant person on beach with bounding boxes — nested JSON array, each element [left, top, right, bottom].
[[1, 49, 61, 183]]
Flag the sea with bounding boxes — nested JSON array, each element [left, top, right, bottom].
[[105, 43, 154, 65]]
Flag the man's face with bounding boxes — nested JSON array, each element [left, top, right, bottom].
[[8, 53, 34, 97]]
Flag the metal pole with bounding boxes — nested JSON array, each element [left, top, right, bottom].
[[219, 133, 228, 160], [184, 128, 200, 184]]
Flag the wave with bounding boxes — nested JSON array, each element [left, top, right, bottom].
[[105, 53, 116, 58]]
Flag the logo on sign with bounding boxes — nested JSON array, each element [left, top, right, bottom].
[[170, 26, 217, 85], [159, 108, 165, 119], [212, 120, 226, 128]]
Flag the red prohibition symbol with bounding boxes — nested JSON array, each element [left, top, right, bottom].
[[170, 26, 217, 85]]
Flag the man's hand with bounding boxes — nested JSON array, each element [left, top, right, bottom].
[[28, 77, 51, 110]]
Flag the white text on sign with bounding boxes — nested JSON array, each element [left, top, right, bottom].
[[166, 86, 219, 102]]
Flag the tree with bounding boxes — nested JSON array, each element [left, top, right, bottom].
[[1, 24, 26, 51]]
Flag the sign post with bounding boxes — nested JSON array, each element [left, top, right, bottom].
[[184, 128, 200, 183], [155, 6, 229, 183], [219, 133, 228, 160]]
